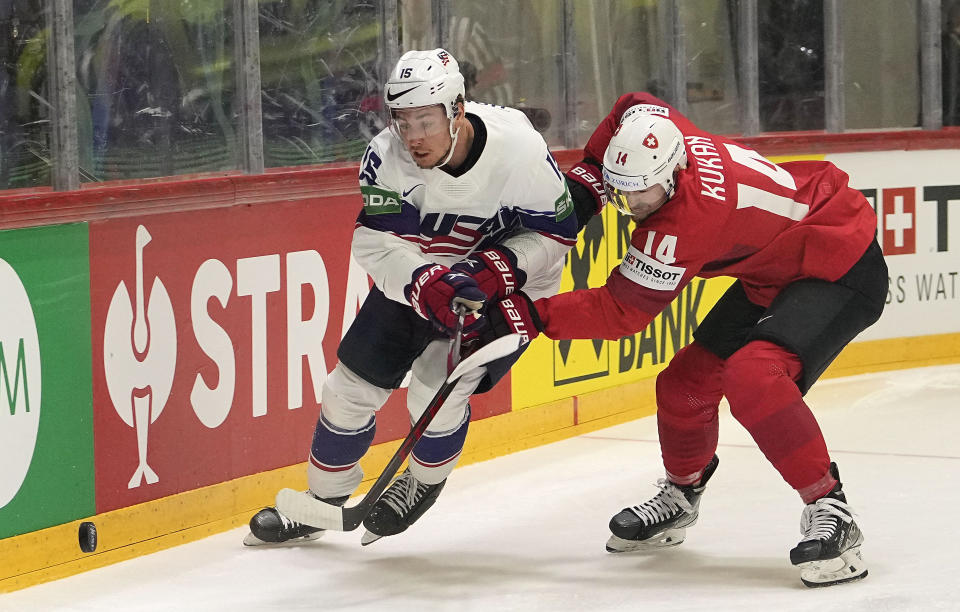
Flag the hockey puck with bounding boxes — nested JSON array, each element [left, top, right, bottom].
[[78, 521, 98, 553]]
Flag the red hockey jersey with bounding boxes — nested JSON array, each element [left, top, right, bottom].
[[539, 93, 878, 340]]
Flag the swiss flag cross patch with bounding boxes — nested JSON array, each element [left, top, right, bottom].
[[643, 133, 659, 149]]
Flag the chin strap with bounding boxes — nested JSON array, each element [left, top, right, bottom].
[[435, 117, 461, 168]]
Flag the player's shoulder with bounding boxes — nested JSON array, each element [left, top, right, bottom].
[[777, 157, 846, 180], [663, 171, 733, 230], [467, 100, 530, 126], [619, 100, 674, 123], [360, 128, 418, 187], [613, 92, 698, 134], [468, 101, 547, 160], [365, 127, 405, 162], [681, 127, 735, 170]]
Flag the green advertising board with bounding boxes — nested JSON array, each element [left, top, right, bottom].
[[0, 223, 93, 538]]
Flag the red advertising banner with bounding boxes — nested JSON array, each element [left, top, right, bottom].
[[89, 197, 510, 512]]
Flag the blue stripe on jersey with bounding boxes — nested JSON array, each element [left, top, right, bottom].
[[357, 200, 578, 249], [356, 200, 422, 238], [545, 152, 564, 182], [508, 205, 579, 243]]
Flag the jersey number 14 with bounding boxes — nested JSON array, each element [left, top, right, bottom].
[[725, 143, 809, 222]]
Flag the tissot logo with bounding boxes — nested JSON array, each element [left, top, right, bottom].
[[103, 226, 177, 489], [0, 258, 42, 508]]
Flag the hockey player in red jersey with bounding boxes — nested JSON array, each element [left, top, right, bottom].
[[480, 92, 886, 587]]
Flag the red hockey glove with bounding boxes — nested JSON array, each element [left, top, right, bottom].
[[450, 247, 527, 302], [473, 293, 543, 345], [566, 159, 606, 217], [405, 264, 487, 336]]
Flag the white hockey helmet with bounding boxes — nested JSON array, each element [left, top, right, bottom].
[[602, 112, 687, 215], [384, 48, 465, 120]]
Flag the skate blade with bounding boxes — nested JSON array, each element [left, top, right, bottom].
[[605, 529, 686, 553], [242, 531, 324, 547], [360, 530, 384, 546], [798, 547, 868, 587]]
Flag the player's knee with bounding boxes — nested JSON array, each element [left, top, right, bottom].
[[656, 343, 723, 418], [321, 363, 390, 430], [416, 396, 469, 434], [408, 345, 482, 430], [407, 366, 439, 421], [722, 341, 802, 418]]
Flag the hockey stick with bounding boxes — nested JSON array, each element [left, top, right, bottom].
[[276, 332, 525, 532]]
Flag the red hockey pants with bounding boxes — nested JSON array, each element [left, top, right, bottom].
[[656, 340, 837, 502]]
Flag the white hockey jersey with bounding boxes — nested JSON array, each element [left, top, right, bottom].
[[353, 101, 578, 304]]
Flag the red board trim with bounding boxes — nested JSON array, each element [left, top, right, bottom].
[[3, 128, 960, 229]]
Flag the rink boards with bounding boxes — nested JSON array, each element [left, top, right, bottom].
[[1, 145, 959, 592]]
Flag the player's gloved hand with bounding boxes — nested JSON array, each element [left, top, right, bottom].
[[566, 159, 606, 217], [405, 263, 487, 336], [450, 247, 527, 302], [469, 292, 543, 345]]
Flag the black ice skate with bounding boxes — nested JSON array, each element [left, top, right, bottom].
[[360, 468, 446, 546], [606, 455, 719, 553], [243, 493, 349, 546], [790, 463, 867, 587]]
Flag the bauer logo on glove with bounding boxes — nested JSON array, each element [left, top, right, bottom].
[[450, 247, 526, 303], [405, 263, 487, 336], [473, 292, 543, 345]]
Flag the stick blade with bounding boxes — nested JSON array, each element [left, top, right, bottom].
[[450, 333, 525, 381], [275, 488, 347, 531]]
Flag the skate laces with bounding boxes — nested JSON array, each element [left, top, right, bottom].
[[277, 509, 301, 531], [799, 497, 855, 541], [380, 471, 426, 516], [629, 479, 695, 525]]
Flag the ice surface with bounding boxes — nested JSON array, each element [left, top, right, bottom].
[[5, 364, 959, 611]]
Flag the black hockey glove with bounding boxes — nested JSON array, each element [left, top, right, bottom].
[[405, 263, 487, 336], [566, 159, 606, 230], [450, 247, 526, 302], [471, 292, 543, 345]]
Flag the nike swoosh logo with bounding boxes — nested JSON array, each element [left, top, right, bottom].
[[386, 85, 421, 102], [757, 315, 773, 325], [402, 184, 423, 198]]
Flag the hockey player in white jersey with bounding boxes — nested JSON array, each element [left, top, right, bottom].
[[245, 48, 577, 546]]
